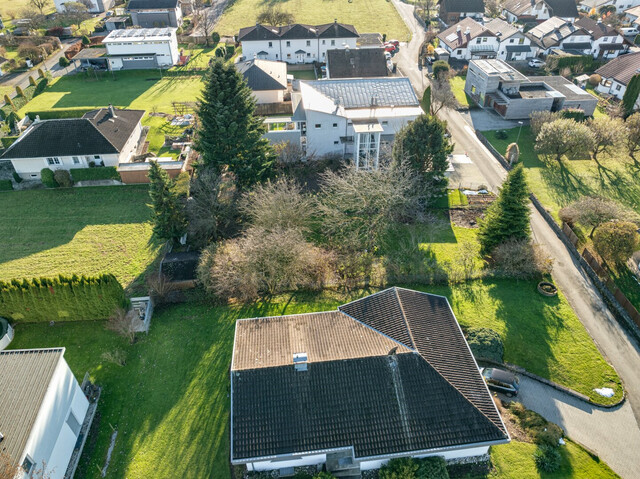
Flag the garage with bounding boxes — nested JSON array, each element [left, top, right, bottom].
[[120, 55, 158, 70]]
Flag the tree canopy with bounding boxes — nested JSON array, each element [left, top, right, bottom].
[[148, 161, 187, 244]]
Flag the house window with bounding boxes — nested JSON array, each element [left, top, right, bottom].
[[334, 140, 339, 144], [331, 40, 335, 46], [306, 40, 311, 46], [94, 155, 101, 160], [315, 123, 322, 128], [482, 37, 487, 43], [67, 411, 81, 436], [322, 40, 326, 45], [509, 39, 514, 43], [72, 156, 81, 164], [307, 52, 311, 57], [333, 123, 338, 127], [457, 49, 462, 54], [268, 41, 273, 48], [22, 456, 35, 473], [357, 132, 379, 170], [381, 121, 388, 126], [477, 39, 482, 44], [286, 41, 291, 47], [47, 157, 61, 165], [519, 37, 524, 44], [615, 84, 622, 90], [287, 53, 291, 59]]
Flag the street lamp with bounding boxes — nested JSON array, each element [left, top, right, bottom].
[[516, 120, 524, 143]]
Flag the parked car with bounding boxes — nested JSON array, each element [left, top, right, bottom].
[[480, 367, 520, 397], [621, 27, 639, 36], [387, 39, 400, 47], [528, 58, 545, 68]]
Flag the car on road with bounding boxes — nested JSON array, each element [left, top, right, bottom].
[[387, 39, 400, 47], [528, 58, 545, 68], [384, 44, 397, 54], [480, 367, 520, 397]]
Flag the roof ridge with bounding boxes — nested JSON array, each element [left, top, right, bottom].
[[393, 287, 416, 350], [337, 308, 417, 353], [85, 117, 120, 153]]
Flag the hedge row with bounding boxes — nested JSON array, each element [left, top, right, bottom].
[[0, 180, 13, 191], [0, 274, 126, 323], [27, 108, 94, 120], [70, 167, 121, 182]]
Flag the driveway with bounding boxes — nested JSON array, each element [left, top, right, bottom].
[[390, 2, 640, 478], [459, 108, 526, 131]]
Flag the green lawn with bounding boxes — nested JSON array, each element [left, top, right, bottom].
[[290, 68, 317, 80], [489, 441, 619, 478], [7, 278, 622, 478], [0, 187, 161, 291], [451, 75, 472, 109], [18, 71, 204, 116], [215, 0, 410, 40], [141, 115, 188, 159]]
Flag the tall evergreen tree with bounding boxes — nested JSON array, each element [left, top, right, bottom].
[[392, 114, 453, 194], [623, 74, 640, 116], [148, 161, 187, 244], [478, 163, 530, 256], [194, 59, 274, 188]]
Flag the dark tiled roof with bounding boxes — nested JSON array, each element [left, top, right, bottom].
[[1, 108, 143, 160], [238, 22, 359, 42], [485, 18, 519, 40], [596, 51, 640, 85], [236, 59, 287, 91], [438, 17, 494, 50], [574, 16, 617, 40], [545, 0, 578, 18], [439, 0, 485, 13], [327, 48, 388, 78], [127, 0, 178, 9], [231, 287, 509, 462]]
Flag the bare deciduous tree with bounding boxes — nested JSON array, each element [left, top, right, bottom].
[[19, 9, 46, 31], [0, 452, 19, 479], [485, 0, 503, 17], [192, 7, 215, 46], [430, 73, 458, 115], [256, 6, 295, 26], [491, 239, 554, 278], [29, 0, 50, 14], [587, 116, 625, 163], [534, 118, 594, 164], [559, 196, 640, 237]]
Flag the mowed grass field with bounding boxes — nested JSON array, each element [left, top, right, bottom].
[[18, 71, 204, 116], [0, 187, 161, 291], [215, 0, 410, 40], [8, 282, 621, 479]]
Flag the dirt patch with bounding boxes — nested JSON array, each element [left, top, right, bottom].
[[450, 207, 485, 228], [495, 398, 532, 443]]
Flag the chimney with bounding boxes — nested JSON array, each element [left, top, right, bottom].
[[108, 104, 117, 118], [293, 352, 308, 371], [456, 25, 461, 32], [597, 18, 602, 24], [465, 27, 471, 36]]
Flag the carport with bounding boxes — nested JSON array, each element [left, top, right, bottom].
[[71, 48, 109, 71]]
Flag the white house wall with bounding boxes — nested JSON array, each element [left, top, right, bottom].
[[247, 453, 328, 471], [241, 38, 358, 64], [117, 121, 143, 163], [253, 89, 283, 104], [591, 34, 626, 58], [21, 357, 89, 479], [596, 77, 626, 99], [12, 153, 120, 179], [55, 0, 109, 13], [497, 34, 535, 61], [444, 36, 499, 60], [105, 33, 179, 67]]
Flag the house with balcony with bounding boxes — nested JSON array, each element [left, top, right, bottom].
[[574, 16, 628, 58], [103, 27, 180, 70], [485, 18, 536, 61], [238, 21, 359, 64], [595, 51, 640, 107], [502, 0, 578, 23], [437, 17, 499, 60], [230, 287, 510, 475], [126, 0, 183, 28], [0, 348, 91, 479], [465, 59, 597, 119], [1, 106, 144, 179]]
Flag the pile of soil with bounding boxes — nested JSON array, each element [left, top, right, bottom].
[[450, 207, 485, 228]]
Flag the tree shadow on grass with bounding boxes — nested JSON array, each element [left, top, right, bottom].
[[538, 160, 594, 206]]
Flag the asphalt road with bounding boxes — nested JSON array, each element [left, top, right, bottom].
[[391, 3, 640, 477]]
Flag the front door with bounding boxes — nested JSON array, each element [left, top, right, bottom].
[[296, 52, 305, 63]]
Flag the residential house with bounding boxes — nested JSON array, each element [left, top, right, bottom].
[[525, 16, 592, 55], [595, 51, 640, 107], [437, 17, 499, 60], [230, 287, 510, 474], [236, 58, 288, 104], [502, 0, 579, 23], [0, 348, 90, 479], [624, 4, 640, 25], [105, 16, 132, 31], [465, 59, 598, 118], [485, 18, 536, 60], [580, 0, 640, 14], [326, 47, 389, 78], [238, 21, 359, 64], [1, 107, 144, 179], [574, 16, 627, 59], [103, 28, 180, 70], [126, 0, 183, 28], [55, 0, 114, 13], [437, 0, 485, 26]]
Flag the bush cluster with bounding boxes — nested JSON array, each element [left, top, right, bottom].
[[0, 274, 126, 323], [466, 328, 504, 363], [40, 168, 58, 188], [533, 445, 562, 473], [53, 169, 73, 187], [0, 180, 13, 191], [379, 456, 449, 479], [70, 167, 120, 182]]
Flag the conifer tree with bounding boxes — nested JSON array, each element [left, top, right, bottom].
[[623, 74, 640, 116], [148, 161, 187, 244], [194, 60, 274, 188], [478, 163, 530, 256]]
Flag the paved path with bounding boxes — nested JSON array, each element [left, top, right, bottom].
[[390, 2, 640, 477]]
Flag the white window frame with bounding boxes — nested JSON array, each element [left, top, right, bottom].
[[47, 157, 61, 165]]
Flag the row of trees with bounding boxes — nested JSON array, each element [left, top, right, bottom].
[[532, 111, 640, 165]]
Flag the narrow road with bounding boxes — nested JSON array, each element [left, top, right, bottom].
[[391, 2, 640, 477]]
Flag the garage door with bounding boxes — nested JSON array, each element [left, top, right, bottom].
[[122, 57, 157, 70]]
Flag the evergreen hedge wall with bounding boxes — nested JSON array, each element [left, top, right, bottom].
[[0, 274, 126, 323]]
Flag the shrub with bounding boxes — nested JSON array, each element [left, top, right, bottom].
[[3, 94, 14, 109], [17, 44, 41, 61], [34, 77, 48, 96], [70, 166, 120, 182], [215, 45, 226, 57], [47, 26, 65, 37], [173, 171, 191, 199], [225, 44, 235, 57], [53, 169, 73, 187], [379, 458, 418, 479], [106, 307, 138, 344], [29, 76, 37, 87], [495, 129, 508, 139], [593, 221, 640, 265], [533, 445, 562, 473], [40, 168, 58, 188], [491, 239, 553, 278], [0, 180, 12, 191], [561, 108, 585, 122], [0, 274, 126, 322], [505, 142, 519, 165], [211, 31, 220, 44], [588, 73, 601, 86], [432, 59, 449, 78], [15, 86, 24, 98], [59, 56, 70, 68], [27, 108, 93, 120], [12, 172, 22, 183], [467, 328, 504, 363], [509, 402, 564, 446], [81, 35, 91, 45], [416, 457, 449, 479], [2, 136, 18, 149]]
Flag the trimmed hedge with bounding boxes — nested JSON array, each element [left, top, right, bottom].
[[70, 167, 121, 182], [0, 180, 13, 191], [27, 108, 94, 120], [0, 274, 126, 323], [467, 327, 504, 363], [1, 136, 18, 149], [41, 168, 58, 188]]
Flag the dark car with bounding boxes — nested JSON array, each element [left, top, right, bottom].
[[481, 367, 520, 397]]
